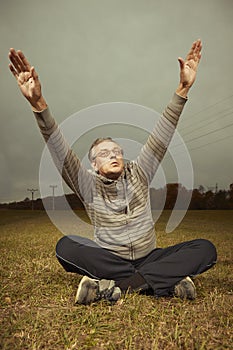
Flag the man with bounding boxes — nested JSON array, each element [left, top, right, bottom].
[[9, 40, 217, 305]]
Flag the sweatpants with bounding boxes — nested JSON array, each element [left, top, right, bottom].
[[56, 235, 217, 297]]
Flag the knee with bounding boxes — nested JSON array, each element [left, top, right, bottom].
[[55, 234, 95, 257], [55, 235, 72, 256], [197, 239, 217, 262]]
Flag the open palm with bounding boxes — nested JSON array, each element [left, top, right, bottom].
[[178, 39, 202, 88], [9, 48, 42, 108]]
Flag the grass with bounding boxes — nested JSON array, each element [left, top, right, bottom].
[[0, 210, 232, 350]]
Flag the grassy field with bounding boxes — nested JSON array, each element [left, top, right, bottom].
[[0, 210, 232, 350]]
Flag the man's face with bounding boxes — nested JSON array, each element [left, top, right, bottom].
[[91, 141, 124, 180]]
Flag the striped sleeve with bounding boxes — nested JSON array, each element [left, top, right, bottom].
[[136, 93, 187, 183], [33, 107, 94, 203]]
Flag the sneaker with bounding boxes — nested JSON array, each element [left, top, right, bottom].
[[75, 276, 121, 305], [174, 276, 196, 300]]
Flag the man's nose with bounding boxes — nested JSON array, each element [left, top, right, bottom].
[[109, 151, 117, 158]]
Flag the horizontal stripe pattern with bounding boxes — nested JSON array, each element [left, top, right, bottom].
[[34, 93, 187, 259]]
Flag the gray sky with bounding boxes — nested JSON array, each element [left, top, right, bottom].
[[0, 0, 233, 203]]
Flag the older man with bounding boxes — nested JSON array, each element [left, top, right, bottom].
[[9, 40, 217, 305]]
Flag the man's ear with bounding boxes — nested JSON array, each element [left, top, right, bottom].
[[91, 160, 98, 172]]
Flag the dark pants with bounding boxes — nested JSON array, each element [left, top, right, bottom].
[[56, 235, 217, 297]]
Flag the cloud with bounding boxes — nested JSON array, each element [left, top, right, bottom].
[[1, 0, 233, 202]]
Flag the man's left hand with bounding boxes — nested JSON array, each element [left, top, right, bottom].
[[176, 39, 202, 97]]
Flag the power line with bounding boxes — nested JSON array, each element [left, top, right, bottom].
[[180, 109, 233, 138], [179, 93, 233, 131], [186, 134, 233, 153], [166, 95, 233, 150], [165, 133, 233, 158], [180, 105, 233, 134], [172, 121, 233, 149]]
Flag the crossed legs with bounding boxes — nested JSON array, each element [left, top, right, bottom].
[[56, 235, 217, 297]]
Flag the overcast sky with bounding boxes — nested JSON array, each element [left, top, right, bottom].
[[0, 0, 233, 203]]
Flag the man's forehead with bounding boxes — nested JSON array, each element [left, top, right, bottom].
[[94, 141, 120, 152]]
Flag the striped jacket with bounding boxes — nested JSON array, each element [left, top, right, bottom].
[[34, 93, 187, 260]]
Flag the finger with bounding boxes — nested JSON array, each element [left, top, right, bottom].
[[31, 66, 39, 80], [9, 63, 18, 78], [186, 40, 199, 60], [178, 57, 185, 70], [186, 40, 202, 62], [193, 40, 201, 53], [191, 45, 201, 65], [9, 48, 18, 69], [18, 50, 32, 71], [9, 48, 29, 73], [16, 50, 28, 71], [194, 40, 202, 60], [185, 42, 196, 61], [9, 48, 24, 74]]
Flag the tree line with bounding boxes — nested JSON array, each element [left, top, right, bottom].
[[1, 183, 233, 210], [150, 183, 233, 210]]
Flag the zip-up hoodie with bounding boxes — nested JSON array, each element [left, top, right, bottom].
[[34, 93, 187, 260]]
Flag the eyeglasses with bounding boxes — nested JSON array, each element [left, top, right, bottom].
[[93, 147, 123, 159]]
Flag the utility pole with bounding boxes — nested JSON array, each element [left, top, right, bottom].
[[50, 185, 57, 210], [27, 188, 38, 210]]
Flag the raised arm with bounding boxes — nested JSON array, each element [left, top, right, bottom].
[[9, 48, 47, 111], [8, 48, 94, 203], [137, 40, 202, 183]]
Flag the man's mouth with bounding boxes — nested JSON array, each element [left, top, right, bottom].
[[110, 161, 119, 166]]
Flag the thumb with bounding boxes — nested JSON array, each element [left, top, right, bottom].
[[178, 57, 185, 70], [30, 66, 39, 80]]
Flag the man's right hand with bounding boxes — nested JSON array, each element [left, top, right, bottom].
[[9, 48, 47, 111]]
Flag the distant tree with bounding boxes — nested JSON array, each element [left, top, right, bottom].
[[165, 183, 179, 209], [227, 183, 233, 209], [229, 183, 233, 198], [189, 188, 205, 209], [198, 185, 205, 195], [204, 190, 215, 209], [150, 187, 167, 210], [214, 190, 228, 209]]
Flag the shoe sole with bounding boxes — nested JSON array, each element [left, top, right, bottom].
[[75, 276, 98, 305], [174, 276, 196, 300]]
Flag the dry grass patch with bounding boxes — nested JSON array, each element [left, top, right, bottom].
[[0, 210, 232, 349]]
